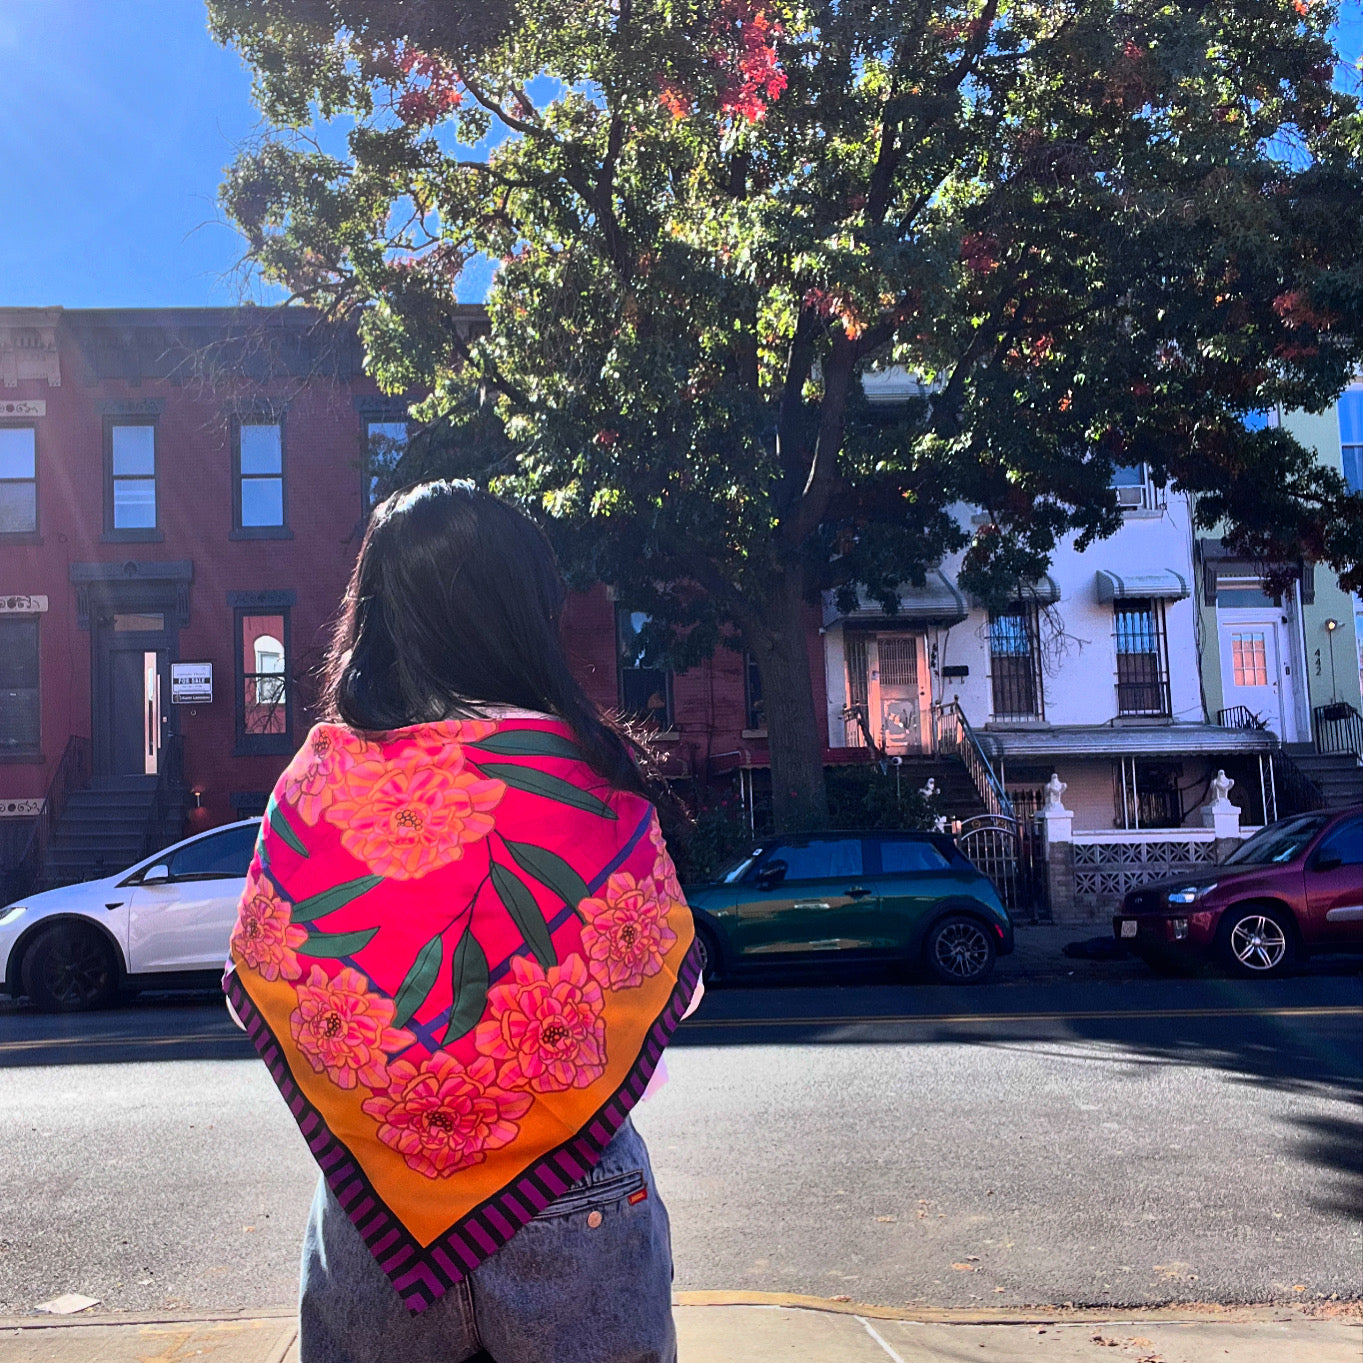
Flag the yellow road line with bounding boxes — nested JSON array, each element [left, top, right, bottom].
[[680, 1004, 1363, 1028], [1, 1004, 1358, 1053]]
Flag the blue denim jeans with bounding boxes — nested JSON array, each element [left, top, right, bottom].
[[298, 1117, 676, 1363]]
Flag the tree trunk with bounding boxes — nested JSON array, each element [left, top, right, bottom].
[[749, 569, 830, 832]]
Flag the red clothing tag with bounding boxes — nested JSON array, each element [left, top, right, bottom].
[[628, 1187, 649, 1205]]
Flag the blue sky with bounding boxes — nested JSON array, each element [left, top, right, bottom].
[[0, 1, 1360, 310]]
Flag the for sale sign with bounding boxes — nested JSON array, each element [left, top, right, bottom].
[[171, 662, 213, 704]]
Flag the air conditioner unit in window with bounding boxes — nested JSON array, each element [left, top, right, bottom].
[[1115, 484, 1147, 508]]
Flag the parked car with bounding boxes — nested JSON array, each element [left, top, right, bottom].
[[1112, 805, 1363, 977], [0, 820, 259, 1012], [684, 830, 1014, 985]]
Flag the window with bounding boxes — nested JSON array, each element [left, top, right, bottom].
[[1110, 462, 1164, 511], [1231, 632, 1269, 687], [162, 824, 259, 881], [1114, 598, 1171, 716], [365, 420, 408, 513], [617, 608, 672, 729], [988, 602, 1043, 720], [1216, 575, 1279, 610], [0, 618, 40, 754], [234, 421, 286, 532], [108, 423, 157, 531], [877, 839, 951, 873], [1340, 391, 1362, 495], [744, 653, 765, 731], [0, 426, 37, 535], [235, 609, 291, 752], [1115, 758, 1183, 829], [764, 839, 863, 880], [1313, 816, 1362, 869]]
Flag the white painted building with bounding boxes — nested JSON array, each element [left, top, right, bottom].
[[820, 373, 1288, 831]]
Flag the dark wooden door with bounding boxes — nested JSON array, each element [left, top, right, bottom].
[[109, 646, 149, 775]]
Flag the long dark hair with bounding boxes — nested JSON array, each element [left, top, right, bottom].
[[321, 480, 648, 798]]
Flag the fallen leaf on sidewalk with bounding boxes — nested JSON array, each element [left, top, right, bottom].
[[35, 1294, 100, 1315], [951, 1263, 978, 1272], [875, 1216, 895, 1223], [830, 1295, 851, 1302]]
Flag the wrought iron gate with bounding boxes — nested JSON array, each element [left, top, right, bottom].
[[957, 812, 1046, 919]]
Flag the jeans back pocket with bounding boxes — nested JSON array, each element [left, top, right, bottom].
[[532, 1168, 646, 1220]]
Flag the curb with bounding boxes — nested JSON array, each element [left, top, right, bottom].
[[671, 1290, 1362, 1326]]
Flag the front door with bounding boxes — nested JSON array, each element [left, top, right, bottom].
[[872, 634, 928, 754], [1218, 618, 1296, 741], [93, 611, 173, 777]]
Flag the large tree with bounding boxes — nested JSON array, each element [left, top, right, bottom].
[[212, 0, 1363, 829]]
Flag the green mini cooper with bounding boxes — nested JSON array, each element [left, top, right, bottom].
[[684, 831, 1014, 985]]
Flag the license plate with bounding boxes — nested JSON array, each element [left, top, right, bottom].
[[1120, 920, 1138, 939]]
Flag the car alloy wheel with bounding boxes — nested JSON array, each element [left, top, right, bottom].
[[926, 915, 996, 984], [1228, 913, 1288, 973], [23, 924, 118, 1012]]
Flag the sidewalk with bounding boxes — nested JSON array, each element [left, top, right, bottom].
[[2, 1295, 1358, 1362]]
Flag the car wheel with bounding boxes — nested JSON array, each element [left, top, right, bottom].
[[923, 914, 997, 985], [21, 923, 119, 1012], [1217, 904, 1295, 978], [692, 923, 723, 987]]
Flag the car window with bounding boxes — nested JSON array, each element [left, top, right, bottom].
[[1222, 812, 1330, 866], [1313, 816, 1363, 867], [768, 839, 863, 880], [165, 824, 259, 880], [878, 839, 952, 873]]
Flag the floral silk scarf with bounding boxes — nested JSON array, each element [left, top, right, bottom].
[[224, 715, 699, 1313]]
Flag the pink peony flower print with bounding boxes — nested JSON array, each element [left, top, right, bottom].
[[325, 755, 505, 880], [231, 871, 307, 981], [475, 954, 607, 1093], [280, 726, 373, 826], [361, 1052, 532, 1179], [648, 815, 686, 906], [289, 965, 415, 1091], [578, 872, 677, 991]]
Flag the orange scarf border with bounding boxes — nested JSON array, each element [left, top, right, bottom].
[[226, 936, 702, 1314]]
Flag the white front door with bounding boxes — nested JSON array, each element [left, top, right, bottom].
[[871, 634, 928, 754], [1219, 618, 1297, 741]]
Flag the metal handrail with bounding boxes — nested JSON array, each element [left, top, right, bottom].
[[14, 735, 92, 897], [144, 733, 186, 859], [932, 701, 1015, 819], [1312, 701, 1363, 761], [1217, 705, 1267, 731]]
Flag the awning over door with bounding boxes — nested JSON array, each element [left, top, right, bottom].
[[822, 570, 968, 627], [1095, 569, 1190, 603]]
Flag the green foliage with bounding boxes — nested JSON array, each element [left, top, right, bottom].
[[824, 765, 943, 832], [211, 0, 1363, 826], [657, 789, 755, 886]]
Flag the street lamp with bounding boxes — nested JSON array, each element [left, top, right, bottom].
[[1323, 618, 1340, 703]]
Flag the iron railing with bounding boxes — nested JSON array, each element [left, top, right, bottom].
[[932, 701, 1015, 819], [1313, 702, 1363, 761], [1217, 705, 1268, 731], [1257, 750, 1326, 823], [11, 735, 92, 899], [144, 733, 186, 859]]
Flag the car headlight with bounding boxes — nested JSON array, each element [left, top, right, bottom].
[[0, 905, 27, 927], [1167, 883, 1216, 905]]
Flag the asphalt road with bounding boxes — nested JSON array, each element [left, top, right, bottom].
[[0, 949, 1359, 1317]]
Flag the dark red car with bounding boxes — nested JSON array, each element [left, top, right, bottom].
[[1112, 805, 1363, 977]]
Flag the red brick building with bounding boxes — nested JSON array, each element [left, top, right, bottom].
[[0, 306, 811, 890]]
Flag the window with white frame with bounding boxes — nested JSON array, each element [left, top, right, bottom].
[[108, 423, 157, 531], [235, 421, 286, 530]]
